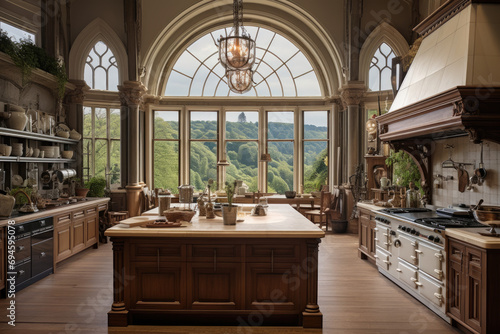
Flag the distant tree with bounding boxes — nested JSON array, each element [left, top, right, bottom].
[[238, 112, 246, 123]]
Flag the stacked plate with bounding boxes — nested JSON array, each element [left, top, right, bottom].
[[40, 146, 55, 158]]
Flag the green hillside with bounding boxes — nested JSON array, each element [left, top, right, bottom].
[[152, 116, 327, 193]]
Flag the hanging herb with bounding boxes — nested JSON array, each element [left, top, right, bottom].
[[385, 150, 423, 195]]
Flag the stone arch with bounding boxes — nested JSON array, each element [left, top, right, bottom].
[[359, 21, 409, 87], [68, 18, 128, 85], [142, 0, 344, 97]]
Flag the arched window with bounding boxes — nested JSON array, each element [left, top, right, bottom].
[[164, 27, 321, 97], [368, 42, 396, 92], [84, 41, 119, 91]]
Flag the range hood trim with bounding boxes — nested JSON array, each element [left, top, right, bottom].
[[378, 86, 500, 144]]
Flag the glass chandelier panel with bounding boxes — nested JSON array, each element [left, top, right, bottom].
[[219, 0, 256, 71], [227, 69, 253, 94]]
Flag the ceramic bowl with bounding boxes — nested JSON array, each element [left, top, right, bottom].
[[61, 150, 73, 159], [0, 144, 12, 156], [7, 111, 28, 131], [32, 148, 40, 158], [12, 149, 23, 157], [69, 129, 82, 140], [56, 130, 70, 138], [284, 191, 296, 199]]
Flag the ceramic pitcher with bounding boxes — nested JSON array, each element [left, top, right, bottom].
[[380, 177, 391, 188]]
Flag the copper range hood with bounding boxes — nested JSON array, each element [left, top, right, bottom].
[[377, 0, 500, 145]]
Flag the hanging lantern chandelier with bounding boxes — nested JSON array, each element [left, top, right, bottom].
[[218, 0, 256, 94]]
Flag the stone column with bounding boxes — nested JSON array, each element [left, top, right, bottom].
[[340, 82, 366, 179], [119, 81, 147, 217], [64, 80, 90, 180], [330, 98, 342, 185]]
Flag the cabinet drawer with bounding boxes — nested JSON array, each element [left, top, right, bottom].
[[86, 207, 97, 216], [188, 244, 241, 262], [54, 213, 71, 226], [130, 243, 185, 262], [246, 244, 299, 262], [449, 242, 465, 264], [98, 204, 108, 211], [73, 209, 85, 220]]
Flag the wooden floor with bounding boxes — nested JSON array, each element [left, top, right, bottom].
[[0, 234, 462, 334]]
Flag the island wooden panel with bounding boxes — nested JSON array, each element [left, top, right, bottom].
[[108, 237, 322, 328]]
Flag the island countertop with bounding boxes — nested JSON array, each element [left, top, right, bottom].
[[105, 204, 325, 238]]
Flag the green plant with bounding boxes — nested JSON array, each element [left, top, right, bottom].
[[85, 177, 107, 197], [0, 31, 67, 98], [224, 180, 237, 208], [385, 150, 423, 195], [10, 187, 33, 205]]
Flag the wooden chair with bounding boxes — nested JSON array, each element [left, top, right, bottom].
[[108, 211, 129, 226], [325, 187, 347, 233], [304, 191, 331, 230]]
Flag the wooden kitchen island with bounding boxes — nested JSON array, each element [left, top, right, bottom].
[[104, 204, 325, 328]]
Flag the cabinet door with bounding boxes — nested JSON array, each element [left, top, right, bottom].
[[358, 215, 369, 254], [465, 247, 483, 333], [245, 262, 301, 312], [54, 222, 72, 263], [72, 220, 85, 253], [130, 262, 186, 310], [448, 259, 464, 320], [85, 215, 98, 247], [0, 228, 4, 290], [187, 262, 242, 310], [368, 220, 377, 258]]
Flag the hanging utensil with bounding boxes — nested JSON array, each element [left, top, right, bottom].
[[474, 142, 487, 180], [458, 165, 468, 193]]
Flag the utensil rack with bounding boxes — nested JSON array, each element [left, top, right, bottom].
[[442, 162, 475, 169]]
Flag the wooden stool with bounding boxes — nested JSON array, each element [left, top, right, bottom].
[[108, 211, 129, 226]]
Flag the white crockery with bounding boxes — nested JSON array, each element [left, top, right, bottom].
[[33, 148, 40, 158], [7, 111, 28, 131]]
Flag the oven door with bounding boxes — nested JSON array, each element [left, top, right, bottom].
[[417, 271, 445, 310], [375, 224, 391, 252], [417, 241, 444, 282], [397, 260, 418, 291], [397, 233, 417, 266]]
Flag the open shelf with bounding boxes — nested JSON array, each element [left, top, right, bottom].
[[0, 127, 79, 144]]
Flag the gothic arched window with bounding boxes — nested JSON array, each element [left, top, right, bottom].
[[368, 42, 396, 92], [84, 41, 119, 91]]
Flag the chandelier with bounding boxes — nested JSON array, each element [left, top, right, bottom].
[[218, 0, 256, 93]]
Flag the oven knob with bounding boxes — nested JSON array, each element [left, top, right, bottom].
[[428, 235, 435, 241], [398, 225, 403, 230], [415, 231, 420, 236], [410, 229, 416, 235], [434, 237, 440, 243], [390, 230, 396, 236], [401, 226, 406, 231]]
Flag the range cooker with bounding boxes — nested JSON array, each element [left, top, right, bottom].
[[374, 207, 486, 322]]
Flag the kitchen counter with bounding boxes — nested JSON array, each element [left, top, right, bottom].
[[445, 227, 500, 249], [357, 201, 384, 212], [0, 197, 110, 227], [107, 204, 325, 238], [106, 203, 324, 328]]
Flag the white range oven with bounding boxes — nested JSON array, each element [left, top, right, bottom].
[[374, 208, 486, 322]]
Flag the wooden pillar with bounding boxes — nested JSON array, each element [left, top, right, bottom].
[[340, 82, 366, 178], [302, 238, 322, 328], [108, 238, 129, 326], [119, 81, 147, 217]]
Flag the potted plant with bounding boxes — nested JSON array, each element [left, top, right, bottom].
[[85, 176, 107, 197], [222, 180, 238, 225], [70, 177, 89, 197]]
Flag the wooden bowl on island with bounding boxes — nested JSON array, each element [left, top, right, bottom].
[[163, 209, 196, 223]]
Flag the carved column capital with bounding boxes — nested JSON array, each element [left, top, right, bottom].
[[118, 80, 147, 107], [64, 80, 90, 104], [339, 82, 366, 107]]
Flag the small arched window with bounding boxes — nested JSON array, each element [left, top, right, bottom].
[[84, 41, 119, 91], [368, 42, 395, 92]]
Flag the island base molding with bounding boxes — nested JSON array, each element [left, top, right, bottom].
[[108, 236, 322, 328]]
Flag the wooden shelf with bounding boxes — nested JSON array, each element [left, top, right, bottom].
[[0, 127, 79, 144], [0, 156, 75, 163]]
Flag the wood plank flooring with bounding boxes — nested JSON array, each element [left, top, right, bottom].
[[0, 234, 462, 334]]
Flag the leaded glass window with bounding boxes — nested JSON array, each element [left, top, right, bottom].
[[165, 27, 321, 97], [369, 43, 396, 92], [84, 41, 119, 91]]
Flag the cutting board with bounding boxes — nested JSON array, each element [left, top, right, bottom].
[[118, 216, 163, 228], [458, 167, 468, 193]]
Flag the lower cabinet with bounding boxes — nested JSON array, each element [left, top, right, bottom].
[[358, 207, 376, 262], [53, 202, 107, 264], [0, 228, 4, 291], [447, 237, 500, 334]]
